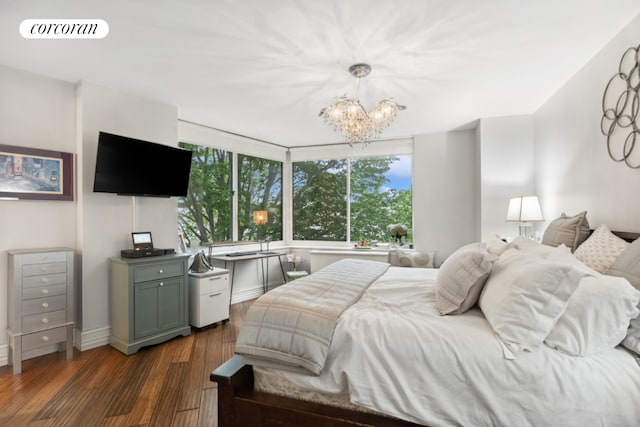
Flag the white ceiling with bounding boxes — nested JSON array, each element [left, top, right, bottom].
[[1, 1, 639, 147]]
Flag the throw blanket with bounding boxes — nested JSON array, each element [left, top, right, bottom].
[[235, 258, 390, 375]]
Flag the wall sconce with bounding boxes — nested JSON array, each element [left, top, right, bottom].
[[506, 196, 544, 238]]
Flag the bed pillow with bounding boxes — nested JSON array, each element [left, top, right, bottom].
[[542, 211, 590, 252], [574, 224, 629, 274], [395, 249, 435, 268], [436, 245, 496, 315], [544, 276, 640, 356], [479, 249, 585, 358], [510, 236, 555, 258], [607, 237, 640, 288], [484, 235, 510, 256]]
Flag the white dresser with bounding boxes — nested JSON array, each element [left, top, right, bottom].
[[188, 268, 230, 328], [7, 248, 74, 374]]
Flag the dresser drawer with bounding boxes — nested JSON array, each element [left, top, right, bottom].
[[22, 295, 66, 316], [23, 272, 67, 288], [21, 326, 68, 352], [22, 309, 67, 332], [23, 283, 66, 300], [23, 261, 67, 277], [20, 251, 68, 265], [133, 261, 184, 283]]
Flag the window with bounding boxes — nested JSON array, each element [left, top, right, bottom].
[[237, 154, 283, 241], [178, 143, 282, 247], [292, 159, 347, 240], [293, 155, 412, 242]]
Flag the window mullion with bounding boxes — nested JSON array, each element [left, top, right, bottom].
[[232, 151, 238, 241], [346, 159, 351, 244]]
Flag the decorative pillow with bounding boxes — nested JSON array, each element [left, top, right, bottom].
[[607, 237, 640, 289], [484, 235, 509, 256], [544, 276, 640, 356], [436, 245, 497, 315], [478, 249, 585, 358], [542, 211, 590, 252], [574, 224, 629, 274], [510, 236, 555, 258], [395, 249, 435, 268]]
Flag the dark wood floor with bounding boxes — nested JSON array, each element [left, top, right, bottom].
[[0, 300, 253, 427]]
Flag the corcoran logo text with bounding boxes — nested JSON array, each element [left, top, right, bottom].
[[20, 19, 109, 39]]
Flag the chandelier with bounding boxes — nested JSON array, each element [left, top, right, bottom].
[[319, 63, 406, 146]]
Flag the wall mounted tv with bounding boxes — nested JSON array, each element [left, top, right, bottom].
[[93, 132, 193, 197]]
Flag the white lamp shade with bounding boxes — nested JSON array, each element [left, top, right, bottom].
[[506, 196, 544, 222]]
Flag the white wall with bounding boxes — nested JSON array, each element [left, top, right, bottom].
[[413, 130, 478, 266], [0, 66, 78, 363], [478, 115, 536, 241], [534, 13, 640, 232]]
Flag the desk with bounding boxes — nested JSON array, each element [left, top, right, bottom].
[[210, 252, 286, 302]]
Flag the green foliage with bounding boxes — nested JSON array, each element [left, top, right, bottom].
[[292, 159, 347, 240], [178, 143, 232, 246]]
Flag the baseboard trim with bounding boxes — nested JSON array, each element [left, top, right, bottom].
[[0, 344, 8, 367], [75, 326, 111, 351]]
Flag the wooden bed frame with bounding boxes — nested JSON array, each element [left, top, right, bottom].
[[211, 229, 640, 427], [211, 355, 424, 427]]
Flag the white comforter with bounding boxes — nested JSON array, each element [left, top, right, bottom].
[[264, 267, 640, 426]]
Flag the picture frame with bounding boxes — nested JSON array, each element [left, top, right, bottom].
[[0, 144, 74, 201]]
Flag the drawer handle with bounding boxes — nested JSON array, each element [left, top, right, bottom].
[[42, 288, 49, 295], [42, 302, 49, 308], [208, 277, 222, 282], [41, 278, 49, 283], [159, 282, 164, 287], [42, 335, 49, 342], [209, 292, 222, 297], [158, 269, 164, 274], [41, 267, 48, 272], [42, 318, 49, 324]]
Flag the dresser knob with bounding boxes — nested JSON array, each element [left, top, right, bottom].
[[42, 288, 49, 294], [159, 282, 164, 287], [41, 278, 49, 283], [42, 336, 49, 342], [42, 318, 49, 324], [42, 302, 49, 308], [158, 269, 163, 274], [41, 267, 48, 272]]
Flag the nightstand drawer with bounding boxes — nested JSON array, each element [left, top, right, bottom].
[[133, 261, 184, 283], [22, 295, 66, 316], [23, 272, 67, 288], [23, 283, 66, 300], [22, 326, 68, 352], [22, 309, 67, 332]]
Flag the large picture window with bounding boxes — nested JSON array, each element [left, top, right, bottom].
[[178, 143, 282, 247], [293, 155, 412, 242]]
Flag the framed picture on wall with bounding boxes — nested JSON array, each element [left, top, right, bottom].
[[0, 144, 74, 201]]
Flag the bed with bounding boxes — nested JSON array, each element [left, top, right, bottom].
[[211, 218, 640, 427]]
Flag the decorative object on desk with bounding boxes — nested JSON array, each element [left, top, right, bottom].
[[354, 238, 371, 248], [319, 63, 406, 147], [0, 144, 74, 201], [506, 196, 544, 238], [253, 210, 269, 251], [286, 254, 301, 271], [601, 43, 640, 168], [189, 250, 212, 273], [387, 223, 408, 246]]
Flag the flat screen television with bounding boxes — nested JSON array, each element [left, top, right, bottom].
[[93, 132, 193, 197]]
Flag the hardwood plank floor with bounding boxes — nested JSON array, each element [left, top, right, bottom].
[[0, 300, 253, 427]]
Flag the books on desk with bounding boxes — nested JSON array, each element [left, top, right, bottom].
[[226, 251, 257, 257]]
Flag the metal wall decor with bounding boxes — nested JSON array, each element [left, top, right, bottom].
[[601, 43, 640, 168]]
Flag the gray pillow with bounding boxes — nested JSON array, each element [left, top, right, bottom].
[[542, 211, 590, 252], [436, 245, 496, 315], [607, 238, 640, 289]]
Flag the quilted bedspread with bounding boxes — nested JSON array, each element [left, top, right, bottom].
[[235, 258, 389, 375]]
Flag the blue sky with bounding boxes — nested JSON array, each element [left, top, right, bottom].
[[384, 154, 411, 191]]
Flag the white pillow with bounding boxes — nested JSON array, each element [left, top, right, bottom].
[[510, 236, 555, 258], [436, 245, 496, 315], [484, 235, 509, 256], [545, 276, 640, 356], [545, 244, 601, 276], [479, 249, 585, 358], [574, 224, 629, 273]]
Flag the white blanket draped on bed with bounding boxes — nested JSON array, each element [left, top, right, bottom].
[[262, 267, 640, 426], [235, 258, 389, 375]]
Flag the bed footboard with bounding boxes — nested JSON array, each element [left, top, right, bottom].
[[210, 355, 425, 427]]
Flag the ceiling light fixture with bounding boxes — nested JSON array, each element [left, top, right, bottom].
[[319, 63, 406, 146]]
